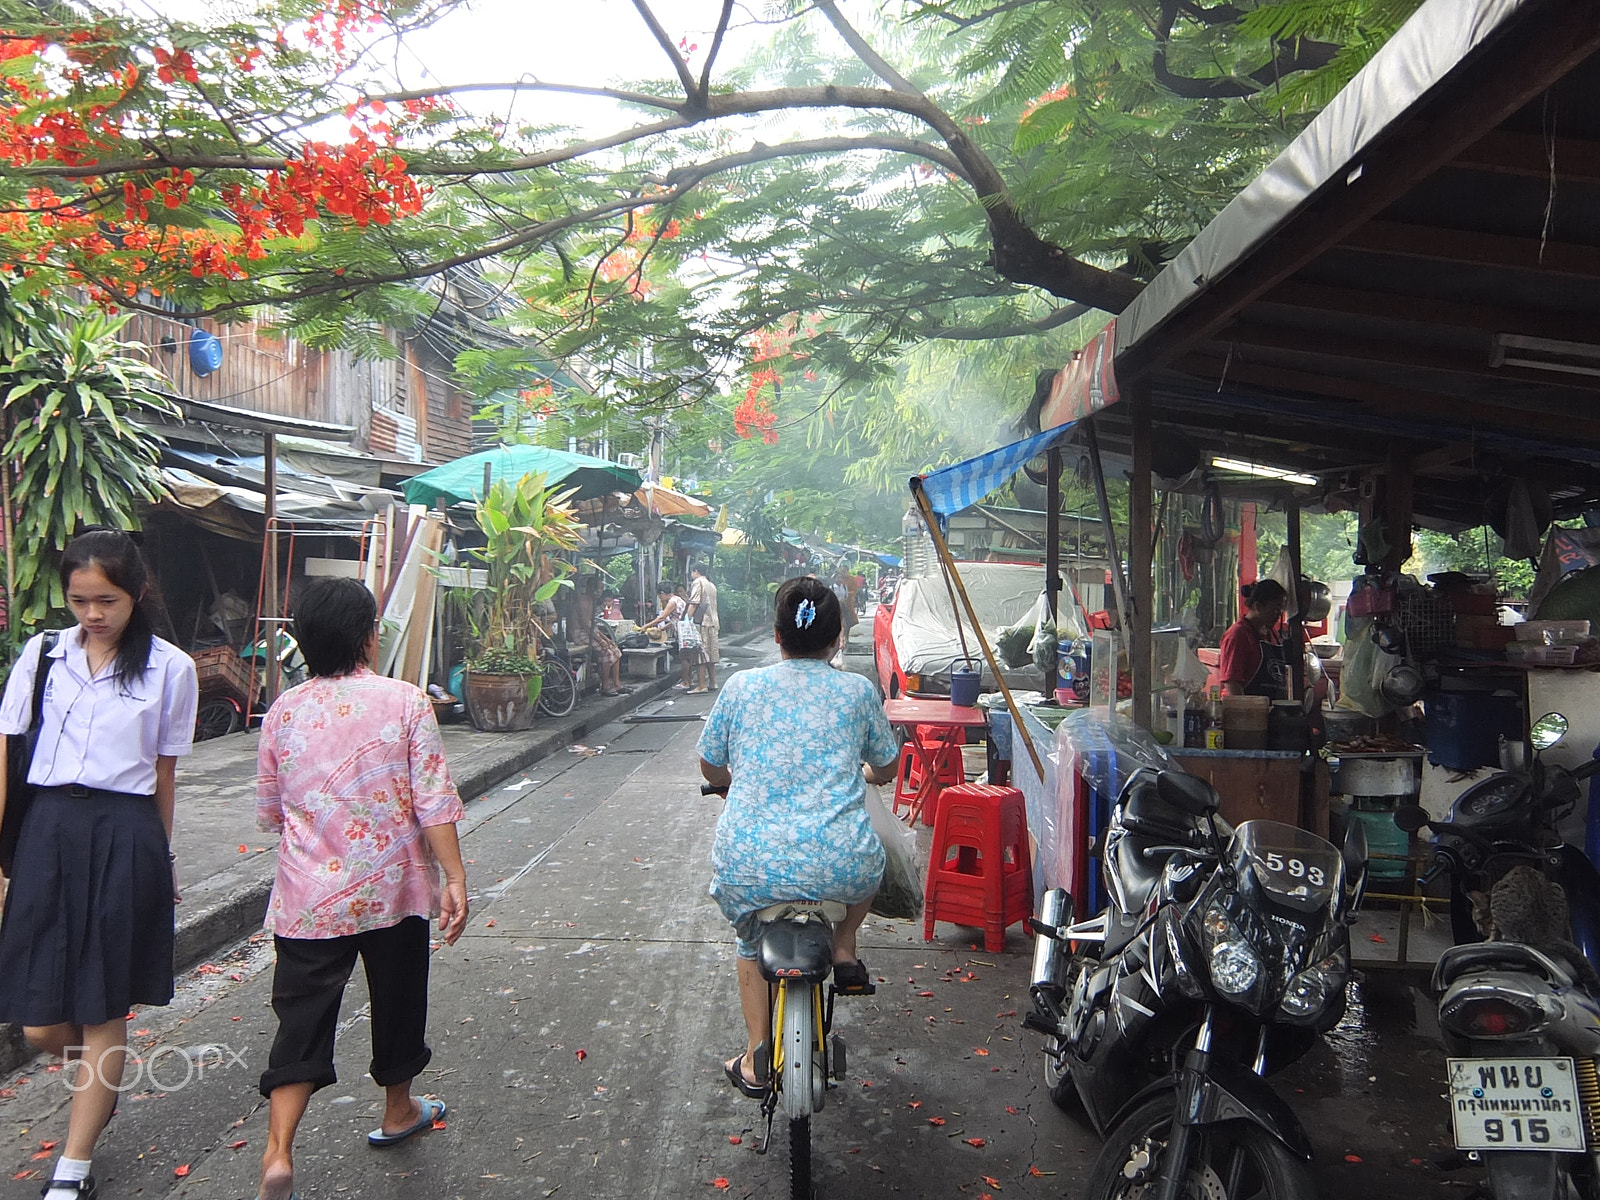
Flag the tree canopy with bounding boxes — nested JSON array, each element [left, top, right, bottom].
[[0, 0, 1419, 409]]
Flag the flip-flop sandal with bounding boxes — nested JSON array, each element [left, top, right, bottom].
[[833, 959, 876, 995], [254, 1193, 299, 1200], [367, 1097, 446, 1147], [722, 1045, 769, 1099]]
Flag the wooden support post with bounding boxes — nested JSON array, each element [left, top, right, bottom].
[[1383, 446, 1414, 573], [1287, 500, 1305, 700], [1129, 382, 1153, 731], [264, 431, 280, 708], [1084, 418, 1132, 636], [1044, 446, 1062, 696], [912, 481, 1046, 784]]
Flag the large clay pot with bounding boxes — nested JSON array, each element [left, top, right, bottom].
[[464, 670, 542, 732]]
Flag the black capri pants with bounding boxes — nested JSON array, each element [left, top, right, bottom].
[[259, 915, 432, 1096]]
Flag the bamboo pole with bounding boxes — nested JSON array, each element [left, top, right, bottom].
[[911, 480, 1046, 783], [0, 408, 14, 646], [1084, 419, 1132, 635]]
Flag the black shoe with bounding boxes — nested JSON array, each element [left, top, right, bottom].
[[833, 959, 876, 995], [41, 1178, 97, 1200]]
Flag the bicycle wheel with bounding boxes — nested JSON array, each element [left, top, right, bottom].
[[780, 982, 815, 1122], [789, 1116, 811, 1200], [536, 658, 577, 717]]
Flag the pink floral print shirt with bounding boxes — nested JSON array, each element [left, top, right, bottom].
[[257, 667, 464, 939]]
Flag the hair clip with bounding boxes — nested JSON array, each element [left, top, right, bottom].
[[795, 599, 816, 629]]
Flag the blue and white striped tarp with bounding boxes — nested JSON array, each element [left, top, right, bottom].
[[915, 423, 1078, 516]]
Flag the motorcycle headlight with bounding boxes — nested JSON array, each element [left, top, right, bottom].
[[1203, 900, 1262, 998], [1280, 953, 1344, 1017]]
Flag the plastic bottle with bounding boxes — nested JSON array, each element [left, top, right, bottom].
[[1205, 687, 1226, 750]]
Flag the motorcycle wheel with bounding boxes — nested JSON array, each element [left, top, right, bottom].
[[1084, 1092, 1313, 1200], [1042, 1037, 1085, 1116]]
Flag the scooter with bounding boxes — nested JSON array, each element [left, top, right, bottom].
[[1395, 711, 1600, 1199], [1025, 763, 1367, 1200]]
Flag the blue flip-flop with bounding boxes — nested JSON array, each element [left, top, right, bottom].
[[367, 1097, 445, 1148]]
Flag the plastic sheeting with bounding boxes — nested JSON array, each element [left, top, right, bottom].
[[1117, 0, 1528, 357], [1033, 709, 1179, 910], [890, 562, 1046, 679]]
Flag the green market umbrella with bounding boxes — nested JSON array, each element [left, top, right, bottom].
[[401, 445, 642, 508]]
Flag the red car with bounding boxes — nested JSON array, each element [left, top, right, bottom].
[[873, 563, 1047, 699]]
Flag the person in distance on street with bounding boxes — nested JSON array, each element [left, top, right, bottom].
[[698, 577, 900, 1097], [591, 607, 630, 697], [686, 561, 720, 693], [253, 577, 469, 1200], [0, 527, 199, 1200]]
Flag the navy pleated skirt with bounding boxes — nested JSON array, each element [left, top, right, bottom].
[[0, 787, 175, 1026]]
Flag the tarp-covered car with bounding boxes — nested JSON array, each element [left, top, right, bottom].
[[874, 562, 1050, 698]]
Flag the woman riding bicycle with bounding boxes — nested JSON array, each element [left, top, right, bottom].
[[697, 577, 900, 1097]]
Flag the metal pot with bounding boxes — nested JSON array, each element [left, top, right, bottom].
[[1379, 662, 1424, 705], [1297, 578, 1332, 623]]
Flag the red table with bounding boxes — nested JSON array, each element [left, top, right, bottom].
[[883, 700, 988, 825]]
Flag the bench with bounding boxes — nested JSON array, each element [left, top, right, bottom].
[[621, 647, 671, 678]]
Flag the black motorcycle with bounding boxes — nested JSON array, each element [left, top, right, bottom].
[[1025, 765, 1367, 1200]]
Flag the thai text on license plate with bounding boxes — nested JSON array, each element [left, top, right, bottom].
[[1447, 1058, 1586, 1152]]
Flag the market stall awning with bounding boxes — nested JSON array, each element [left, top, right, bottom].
[[400, 445, 642, 508], [916, 425, 1078, 517], [637, 482, 712, 517]]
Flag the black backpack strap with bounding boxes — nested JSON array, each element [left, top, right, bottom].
[[28, 632, 58, 734]]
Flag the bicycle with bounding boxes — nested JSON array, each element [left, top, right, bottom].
[[535, 646, 577, 718], [701, 784, 874, 1200]]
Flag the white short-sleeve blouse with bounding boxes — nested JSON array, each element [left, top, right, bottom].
[[0, 628, 199, 795]]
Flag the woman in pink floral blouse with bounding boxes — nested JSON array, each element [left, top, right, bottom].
[[253, 578, 468, 1200]]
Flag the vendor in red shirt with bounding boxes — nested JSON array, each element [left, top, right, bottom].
[[1219, 579, 1294, 699]]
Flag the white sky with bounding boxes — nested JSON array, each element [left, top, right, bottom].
[[134, 0, 820, 134]]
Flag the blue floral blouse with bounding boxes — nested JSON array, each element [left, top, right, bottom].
[[697, 658, 900, 934]]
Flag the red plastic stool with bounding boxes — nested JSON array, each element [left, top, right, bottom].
[[923, 783, 1033, 954], [892, 725, 965, 823]]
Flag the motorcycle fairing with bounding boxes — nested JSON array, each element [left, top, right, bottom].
[[1109, 1058, 1315, 1162]]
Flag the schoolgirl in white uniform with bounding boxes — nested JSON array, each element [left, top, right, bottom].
[[0, 528, 198, 1200]]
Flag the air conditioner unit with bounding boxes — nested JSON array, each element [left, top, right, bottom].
[[616, 452, 643, 469], [1492, 333, 1600, 379]]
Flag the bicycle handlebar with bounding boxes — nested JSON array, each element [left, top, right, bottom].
[[701, 783, 728, 797]]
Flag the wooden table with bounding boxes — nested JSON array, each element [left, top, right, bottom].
[[883, 699, 988, 824]]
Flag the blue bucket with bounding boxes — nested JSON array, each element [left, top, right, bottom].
[[950, 661, 981, 708]]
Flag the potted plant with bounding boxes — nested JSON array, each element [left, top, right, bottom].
[[455, 471, 585, 732]]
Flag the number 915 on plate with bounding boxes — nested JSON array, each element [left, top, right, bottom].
[[1447, 1058, 1587, 1152]]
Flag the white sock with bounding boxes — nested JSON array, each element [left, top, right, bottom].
[[46, 1157, 90, 1198]]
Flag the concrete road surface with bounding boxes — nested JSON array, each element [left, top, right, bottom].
[[1, 641, 1466, 1199]]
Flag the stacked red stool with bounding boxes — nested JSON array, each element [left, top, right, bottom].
[[923, 783, 1033, 954], [892, 725, 965, 825]]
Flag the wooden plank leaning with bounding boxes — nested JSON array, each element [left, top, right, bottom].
[[910, 479, 1047, 784]]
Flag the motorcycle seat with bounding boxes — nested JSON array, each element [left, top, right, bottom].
[[1433, 940, 1576, 992], [1109, 834, 1177, 925], [1119, 779, 1207, 843]]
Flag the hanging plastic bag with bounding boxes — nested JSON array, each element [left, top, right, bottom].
[[998, 593, 1049, 668], [865, 785, 924, 920], [676, 617, 702, 651], [1170, 639, 1210, 693], [1336, 620, 1395, 718]]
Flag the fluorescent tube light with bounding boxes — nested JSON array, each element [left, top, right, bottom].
[[1492, 333, 1600, 379], [1210, 456, 1318, 487]]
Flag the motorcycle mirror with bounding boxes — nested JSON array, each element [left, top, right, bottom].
[[1393, 803, 1430, 834], [1342, 818, 1368, 873], [1157, 770, 1220, 817], [1531, 711, 1569, 751]]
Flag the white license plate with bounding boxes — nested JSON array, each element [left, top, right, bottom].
[[1448, 1058, 1587, 1152]]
